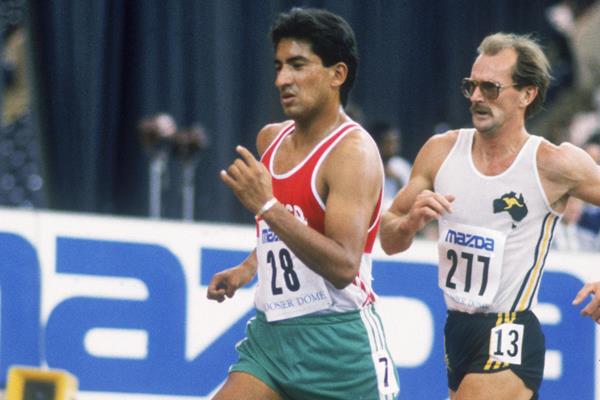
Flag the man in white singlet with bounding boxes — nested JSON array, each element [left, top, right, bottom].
[[380, 32, 600, 400], [207, 8, 399, 400]]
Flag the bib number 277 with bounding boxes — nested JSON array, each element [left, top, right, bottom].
[[267, 249, 300, 295], [445, 249, 490, 296]]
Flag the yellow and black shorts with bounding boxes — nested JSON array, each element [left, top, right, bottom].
[[444, 310, 545, 398]]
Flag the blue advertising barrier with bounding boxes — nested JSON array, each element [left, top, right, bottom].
[[0, 209, 596, 399]]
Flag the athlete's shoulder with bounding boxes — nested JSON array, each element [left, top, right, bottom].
[[342, 122, 376, 144], [407, 129, 460, 183], [420, 129, 460, 160], [332, 122, 380, 162], [537, 138, 582, 161], [256, 120, 294, 156], [537, 138, 596, 182], [322, 122, 383, 185]]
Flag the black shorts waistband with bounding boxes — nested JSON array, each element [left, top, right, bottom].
[[447, 309, 536, 321]]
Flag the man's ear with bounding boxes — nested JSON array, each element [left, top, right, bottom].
[[521, 85, 538, 107], [330, 62, 348, 90]]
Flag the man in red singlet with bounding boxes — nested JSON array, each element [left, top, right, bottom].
[[207, 8, 399, 400]]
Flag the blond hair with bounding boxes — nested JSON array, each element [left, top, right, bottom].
[[478, 33, 552, 118]]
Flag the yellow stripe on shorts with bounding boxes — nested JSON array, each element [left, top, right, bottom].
[[484, 312, 506, 370]]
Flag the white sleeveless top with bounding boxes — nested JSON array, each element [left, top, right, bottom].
[[434, 129, 561, 313]]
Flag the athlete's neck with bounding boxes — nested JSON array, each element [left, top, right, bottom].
[[293, 105, 348, 145], [473, 127, 529, 176]]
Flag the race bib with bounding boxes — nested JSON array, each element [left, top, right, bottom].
[[372, 350, 400, 396], [489, 323, 524, 365], [437, 220, 507, 310], [256, 220, 332, 321]]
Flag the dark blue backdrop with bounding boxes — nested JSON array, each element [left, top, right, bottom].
[[26, 0, 562, 222]]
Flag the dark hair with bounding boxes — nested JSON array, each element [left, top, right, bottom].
[[478, 33, 552, 119], [270, 8, 358, 107]]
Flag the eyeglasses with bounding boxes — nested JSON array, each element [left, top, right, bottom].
[[461, 78, 519, 100]]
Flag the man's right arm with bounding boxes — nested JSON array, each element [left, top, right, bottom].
[[206, 122, 286, 303], [379, 132, 457, 254], [206, 249, 257, 302]]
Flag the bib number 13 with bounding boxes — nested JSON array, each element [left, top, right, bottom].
[[489, 323, 524, 365], [267, 249, 300, 295]]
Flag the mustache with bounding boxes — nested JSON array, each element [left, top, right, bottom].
[[470, 104, 492, 114], [280, 89, 295, 97]]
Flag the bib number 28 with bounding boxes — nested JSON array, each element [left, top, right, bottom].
[[267, 249, 300, 295]]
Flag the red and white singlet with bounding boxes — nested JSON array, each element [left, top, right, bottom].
[[255, 121, 382, 321]]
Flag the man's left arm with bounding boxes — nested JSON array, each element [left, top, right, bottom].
[[565, 144, 600, 206], [552, 143, 600, 323]]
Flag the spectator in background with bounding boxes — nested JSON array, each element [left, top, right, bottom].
[[552, 196, 591, 250], [2, 25, 29, 125], [568, 85, 600, 146], [582, 130, 600, 162], [368, 121, 412, 209], [533, 0, 600, 143], [569, 0, 600, 94]]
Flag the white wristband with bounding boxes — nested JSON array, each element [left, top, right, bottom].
[[256, 198, 278, 217]]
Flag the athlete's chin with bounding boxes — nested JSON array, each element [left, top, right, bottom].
[[282, 107, 306, 120], [472, 119, 498, 135], [281, 104, 298, 116]]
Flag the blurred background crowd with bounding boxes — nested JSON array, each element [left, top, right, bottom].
[[0, 0, 599, 250]]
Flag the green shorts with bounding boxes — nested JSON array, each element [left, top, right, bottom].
[[230, 305, 399, 400], [444, 310, 545, 398]]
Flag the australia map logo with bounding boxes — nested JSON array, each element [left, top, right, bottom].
[[493, 191, 528, 227]]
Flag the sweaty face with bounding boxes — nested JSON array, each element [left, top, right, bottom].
[[467, 48, 523, 134], [274, 39, 333, 119]]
